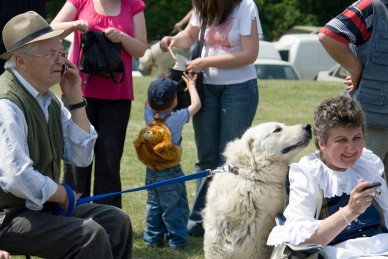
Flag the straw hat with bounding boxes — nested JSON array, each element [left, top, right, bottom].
[[0, 11, 64, 60]]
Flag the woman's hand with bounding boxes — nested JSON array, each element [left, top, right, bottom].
[[104, 27, 125, 43], [186, 58, 204, 74], [72, 20, 88, 33], [159, 36, 175, 52], [347, 179, 377, 215]]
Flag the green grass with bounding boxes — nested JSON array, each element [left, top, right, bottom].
[[15, 78, 344, 259], [123, 78, 343, 259]]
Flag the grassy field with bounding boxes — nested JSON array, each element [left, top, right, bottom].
[[16, 78, 344, 259], [124, 77, 343, 259]]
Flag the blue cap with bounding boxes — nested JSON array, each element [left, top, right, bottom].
[[148, 78, 177, 107]]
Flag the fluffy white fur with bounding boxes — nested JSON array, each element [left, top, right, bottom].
[[138, 41, 190, 78], [203, 122, 312, 259]]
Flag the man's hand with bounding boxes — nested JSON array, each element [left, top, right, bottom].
[[60, 59, 83, 104]]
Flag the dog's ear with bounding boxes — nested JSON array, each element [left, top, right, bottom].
[[224, 134, 257, 169]]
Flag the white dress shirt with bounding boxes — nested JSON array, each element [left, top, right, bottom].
[[0, 69, 97, 211]]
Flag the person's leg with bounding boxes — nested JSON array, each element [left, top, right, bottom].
[[73, 203, 133, 259], [144, 169, 167, 247], [365, 126, 388, 182], [0, 204, 132, 258], [189, 84, 222, 236], [93, 99, 131, 208], [188, 80, 259, 236], [158, 166, 190, 249], [218, 79, 259, 165], [63, 163, 92, 198]]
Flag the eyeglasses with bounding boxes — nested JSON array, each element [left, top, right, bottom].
[[31, 51, 68, 63]]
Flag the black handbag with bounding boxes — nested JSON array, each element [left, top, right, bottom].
[[172, 20, 206, 111], [80, 31, 125, 84]]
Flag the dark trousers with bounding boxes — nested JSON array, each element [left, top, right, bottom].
[[0, 203, 132, 258], [64, 98, 131, 208]]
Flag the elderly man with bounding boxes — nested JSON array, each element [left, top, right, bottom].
[[0, 11, 132, 258]]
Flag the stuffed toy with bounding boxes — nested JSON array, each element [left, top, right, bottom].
[[133, 119, 182, 170]]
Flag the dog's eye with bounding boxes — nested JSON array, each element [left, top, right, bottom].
[[273, 127, 282, 133]]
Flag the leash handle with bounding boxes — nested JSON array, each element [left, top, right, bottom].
[[53, 183, 75, 217], [76, 169, 211, 205]]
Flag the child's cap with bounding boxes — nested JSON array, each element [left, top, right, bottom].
[[148, 78, 178, 107]]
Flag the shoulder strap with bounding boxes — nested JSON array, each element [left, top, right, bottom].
[[153, 113, 171, 123], [191, 19, 207, 60]]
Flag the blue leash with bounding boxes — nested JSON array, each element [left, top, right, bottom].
[[76, 169, 211, 205]]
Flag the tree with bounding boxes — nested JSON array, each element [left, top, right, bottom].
[[144, 0, 192, 41], [44, 0, 356, 42]]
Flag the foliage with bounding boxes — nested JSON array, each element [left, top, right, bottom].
[[44, 0, 355, 42], [45, 0, 65, 22], [143, 0, 192, 41]]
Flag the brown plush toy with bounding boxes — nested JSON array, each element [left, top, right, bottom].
[[133, 119, 182, 170]]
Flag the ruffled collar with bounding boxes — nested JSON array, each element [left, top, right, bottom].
[[306, 148, 383, 198]]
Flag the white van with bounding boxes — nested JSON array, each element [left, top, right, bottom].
[[274, 34, 337, 80], [258, 40, 282, 60]]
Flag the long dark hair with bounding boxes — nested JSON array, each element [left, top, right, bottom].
[[192, 0, 242, 26]]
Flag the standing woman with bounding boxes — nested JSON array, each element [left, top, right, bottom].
[[160, 0, 262, 236], [51, 0, 147, 208]]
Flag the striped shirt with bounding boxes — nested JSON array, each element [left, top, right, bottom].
[[320, 0, 374, 45]]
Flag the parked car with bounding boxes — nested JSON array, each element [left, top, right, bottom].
[[254, 59, 301, 80], [315, 64, 348, 82], [255, 41, 301, 80], [61, 32, 143, 77]]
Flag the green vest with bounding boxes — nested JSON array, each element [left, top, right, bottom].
[[0, 70, 64, 210]]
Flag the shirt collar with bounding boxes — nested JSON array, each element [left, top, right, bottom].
[[11, 68, 54, 100]]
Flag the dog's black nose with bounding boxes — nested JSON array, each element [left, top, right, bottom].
[[303, 124, 312, 133]]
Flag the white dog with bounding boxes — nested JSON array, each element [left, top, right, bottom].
[[138, 41, 190, 78], [203, 122, 312, 259]]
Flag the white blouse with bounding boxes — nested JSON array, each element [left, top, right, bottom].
[[267, 148, 388, 259]]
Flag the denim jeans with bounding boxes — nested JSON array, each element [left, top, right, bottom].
[[63, 98, 131, 208], [144, 165, 190, 248], [187, 79, 259, 236]]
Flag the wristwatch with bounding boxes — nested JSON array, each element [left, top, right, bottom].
[[69, 98, 87, 110]]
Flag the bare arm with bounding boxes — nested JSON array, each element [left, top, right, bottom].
[[160, 23, 200, 51], [51, 2, 147, 58], [181, 72, 201, 116], [319, 32, 363, 92], [116, 12, 147, 58], [0, 250, 10, 259], [174, 10, 193, 32], [50, 2, 88, 38]]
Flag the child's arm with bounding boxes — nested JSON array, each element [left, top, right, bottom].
[[182, 72, 201, 116]]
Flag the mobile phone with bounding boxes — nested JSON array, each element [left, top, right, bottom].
[[363, 182, 382, 191], [61, 64, 67, 75]]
